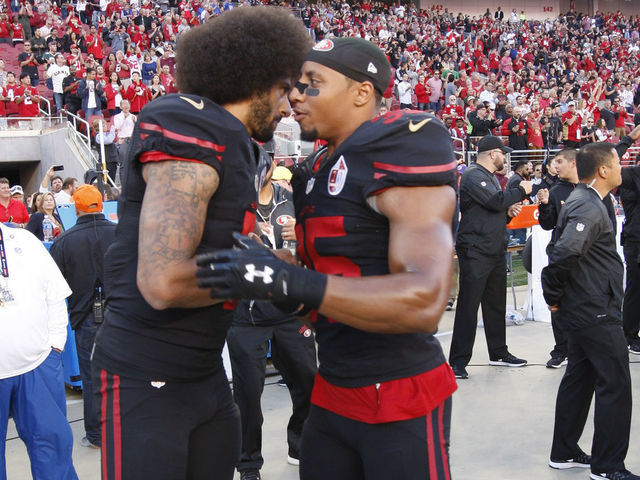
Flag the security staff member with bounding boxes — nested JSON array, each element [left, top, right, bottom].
[[449, 135, 532, 379], [50, 185, 116, 449], [542, 143, 637, 480], [537, 149, 578, 369], [227, 149, 317, 480]]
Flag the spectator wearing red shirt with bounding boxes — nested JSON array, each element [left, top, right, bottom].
[[413, 73, 430, 111], [441, 94, 463, 120], [125, 71, 151, 113], [613, 97, 629, 139], [104, 72, 124, 115], [0, 178, 29, 227], [15, 73, 40, 118], [0, 14, 11, 46], [86, 25, 104, 62], [159, 64, 177, 94], [11, 16, 23, 46], [111, 50, 131, 87], [562, 102, 582, 148]]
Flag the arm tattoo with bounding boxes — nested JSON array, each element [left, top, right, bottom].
[[138, 160, 219, 282]]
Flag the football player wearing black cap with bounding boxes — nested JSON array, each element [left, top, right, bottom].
[[91, 8, 312, 480], [449, 135, 532, 380], [197, 37, 459, 479]]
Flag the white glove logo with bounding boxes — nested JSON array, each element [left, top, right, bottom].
[[244, 264, 274, 284]]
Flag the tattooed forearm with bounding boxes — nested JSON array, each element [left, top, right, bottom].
[[137, 160, 220, 309]]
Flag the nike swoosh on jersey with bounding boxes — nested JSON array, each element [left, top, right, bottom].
[[408, 118, 432, 132], [180, 96, 204, 110]]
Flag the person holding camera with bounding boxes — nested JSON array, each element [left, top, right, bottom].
[[49, 184, 116, 450]]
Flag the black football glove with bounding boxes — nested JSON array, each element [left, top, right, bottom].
[[196, 232, 327, 309]]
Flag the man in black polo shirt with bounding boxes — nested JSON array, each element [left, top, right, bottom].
[[50, 185, 116, 450], [449, 135, 532, 379], [91, 8, 312, 480]]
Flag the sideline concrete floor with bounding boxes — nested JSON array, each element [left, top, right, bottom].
[[5, 287, 640, 480]]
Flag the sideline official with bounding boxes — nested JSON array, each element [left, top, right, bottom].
[[50, 185, 116, 449], [449, 135, 532, 379], [537, 149, 578, 368], [542, 143, 636, 480]]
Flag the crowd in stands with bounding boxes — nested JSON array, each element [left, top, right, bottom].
[[1, 0, 640, 155]]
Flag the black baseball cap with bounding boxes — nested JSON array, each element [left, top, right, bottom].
[[477, 135, 513, 153], [304, 37, 391, 95]]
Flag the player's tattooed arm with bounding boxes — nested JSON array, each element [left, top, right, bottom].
[[137, 160, 221, 310], [319, 185, 456, 334]]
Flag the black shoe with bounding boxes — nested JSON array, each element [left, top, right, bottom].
[[590, 470, 640, 480], [451, 364, 468, 379], [277, 377, 287, 387], [629, 338, 640, 355], [445, 300, 454, 311], [549, 452, 591, 469], [240, 470, 261, 480], [546, 356, 568, 369], [489, 353, 527, 367]]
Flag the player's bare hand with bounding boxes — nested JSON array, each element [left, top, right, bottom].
[[548, 304, 559, 312], [538, 188, 549, 204], [273, 248, 298, 265], [519, 180, 533, 194], [508, 203, 523, 218], [281, 219, 297, 242]]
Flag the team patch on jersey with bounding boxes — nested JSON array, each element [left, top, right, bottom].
[[481, 181, 487, 187], [306, 177, 315, 194], [576, 223, 585, 232], [276, 214, 294, 226], [314, 39, 334, 51], [327, 156, 348, 196]]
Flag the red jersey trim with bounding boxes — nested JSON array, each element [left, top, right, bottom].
[[139, 122, 226, 153], [373, 160, 457, 174], [311, 363, 458, 424], [139, 150, 206, 164]]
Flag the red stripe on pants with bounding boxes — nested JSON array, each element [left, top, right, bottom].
[[113, 374, 122, 480], [426, 409, 438, 479], [100, 369, 108, 480], [438, 404, 451, 480]]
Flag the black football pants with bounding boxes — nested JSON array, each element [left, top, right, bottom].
[[300, 398, 452, 480], [95, 366, 240, 480], [227, 320, 317, 473], [449, 253, 509, 368], [550, 323, 632, 473]]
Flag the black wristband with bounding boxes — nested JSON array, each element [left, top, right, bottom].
[[279, 264, 328, 311]]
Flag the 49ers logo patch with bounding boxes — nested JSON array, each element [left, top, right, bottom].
[[276, 215, 294, 226], [313, 39, 334, 51], [327, 156, 348, 196]]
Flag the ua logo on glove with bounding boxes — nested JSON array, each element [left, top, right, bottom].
[[244, 264, 274, 284]]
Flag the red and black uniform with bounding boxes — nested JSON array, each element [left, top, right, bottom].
[[291, 111, 458, 480], [92, 93, 269, 480], [15, 85, 40, 117]]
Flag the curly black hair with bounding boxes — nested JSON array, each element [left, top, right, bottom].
[[176, 7, 313, 105]]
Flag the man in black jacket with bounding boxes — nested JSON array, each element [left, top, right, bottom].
[[537, 149, 578, 368], [542, 143, 637, 480], [469, 104, 501, 137], [49, 185, 116, 450], [227, 154, 316, 480], [449, 136, 532, 379]]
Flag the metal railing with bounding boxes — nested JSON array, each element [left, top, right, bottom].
[[37, 96, 51, 117], [61, 109, 92, 151], [0, 115, 66, 131]]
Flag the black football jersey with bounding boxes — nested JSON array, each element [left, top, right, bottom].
[[291, 111, 457, 388], [94, 93, 268, 382]]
